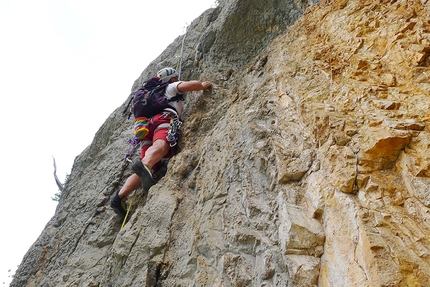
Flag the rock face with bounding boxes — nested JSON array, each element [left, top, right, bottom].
[[12, 0, 430, 286]]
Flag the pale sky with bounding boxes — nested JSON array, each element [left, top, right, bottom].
[[0, 0, 216, 285]]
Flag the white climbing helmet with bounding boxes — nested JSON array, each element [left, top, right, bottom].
[[157, 67, 178, 83]]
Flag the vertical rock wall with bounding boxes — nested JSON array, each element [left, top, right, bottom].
[[264, 0, 430, 285], [11, 0, 430, 286]]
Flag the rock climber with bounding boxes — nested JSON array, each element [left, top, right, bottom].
[[110, 67, 212, 217]]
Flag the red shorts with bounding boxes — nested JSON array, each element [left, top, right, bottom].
[[140, 113, 172, 159]]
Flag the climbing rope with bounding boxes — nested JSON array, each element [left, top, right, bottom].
[[176, 25, 188, 80], [121, 191, 136, 230], [118, 137, 141, 229]]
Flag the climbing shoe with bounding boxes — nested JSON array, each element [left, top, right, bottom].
[[132, 160, 156, 192], [110, 193, 127, 217]]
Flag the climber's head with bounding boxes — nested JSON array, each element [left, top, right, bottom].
[[157, 67, 178, 83]]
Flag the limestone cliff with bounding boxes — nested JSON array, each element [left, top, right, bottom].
[[12, 0, 430, 286]]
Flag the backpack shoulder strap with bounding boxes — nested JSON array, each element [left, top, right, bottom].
[[167, 93, 185, 102]]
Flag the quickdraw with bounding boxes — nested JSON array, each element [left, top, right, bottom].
[[166, 115, 182, 147], [125, 137, 141, 163]]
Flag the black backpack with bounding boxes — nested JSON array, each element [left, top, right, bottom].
[[124, 77, 183, 119]]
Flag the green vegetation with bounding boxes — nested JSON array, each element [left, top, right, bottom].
[[51, 173, 69, 202]]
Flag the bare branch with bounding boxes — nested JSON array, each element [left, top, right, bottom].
[[52, 156, 64, 192]]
